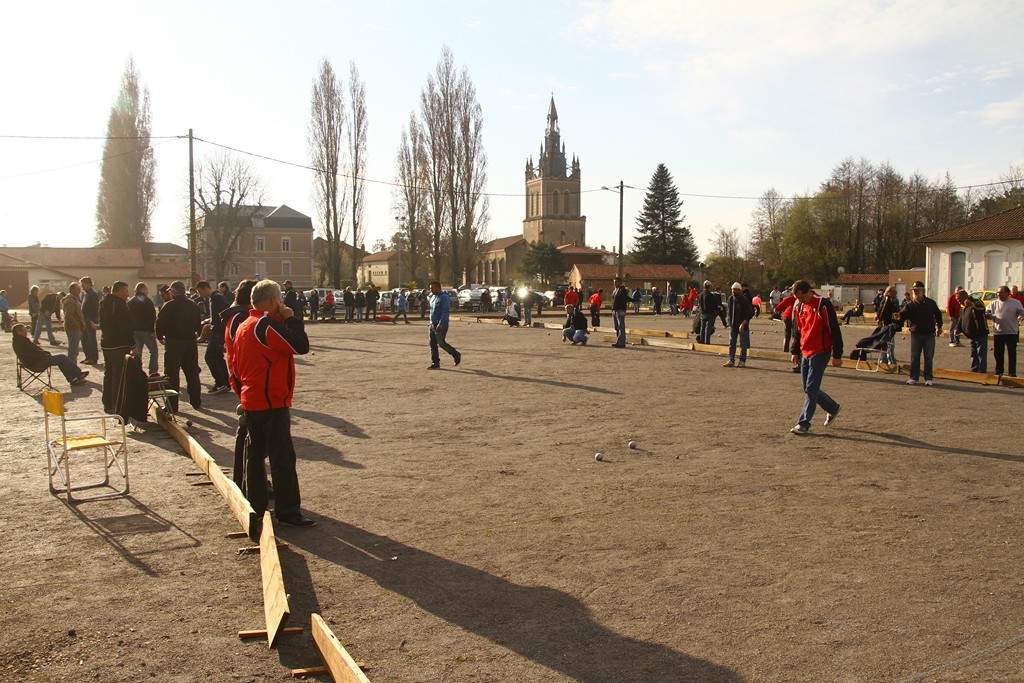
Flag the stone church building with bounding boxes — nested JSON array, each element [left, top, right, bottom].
[[475, 97, 602, 285]]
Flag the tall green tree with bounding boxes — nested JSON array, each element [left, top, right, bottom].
[[95, 58, 156, 247], [519, 241, 564, 286], [632, 164, 697, 267]]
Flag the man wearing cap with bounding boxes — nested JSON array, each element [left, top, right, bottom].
[[155, 280, 203, 412], [724, 282, 754, 367], [985, 285, 1024, 378], [610, 276, 630, 348], [956, 289, 989, 373], [789, 279, 843, 435], [899, 281, 943, 386], [697, 280, 723, 345]]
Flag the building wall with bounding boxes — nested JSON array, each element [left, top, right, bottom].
[[523, 176, 586, 247], [925, 241, 1024, 297], [219, 228, 315, 288]]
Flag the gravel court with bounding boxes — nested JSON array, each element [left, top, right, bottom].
[[2, 315, 1022, 682]]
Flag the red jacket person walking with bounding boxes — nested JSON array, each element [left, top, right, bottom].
[[234, 279, 314, 539], [789, 279, 844, 435]]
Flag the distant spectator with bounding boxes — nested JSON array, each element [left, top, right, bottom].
[[80, 277, 101, 365], [900, 281, 943, 386], [588, 288, 603, 328], [956, 289, 988, 373], [99, 281, 134, 414], [34, 289, 64, 346], [62, 283, 86, 366], [0, 289, 11, 332], [128, 282, 159, 375], [841, 299, 865, 325], [986, 285, 1024, 378], [946, 285, 964, 347], [11, 323, 88, 386], [562, 304, 588, 345], [391, 288, 409, 324]]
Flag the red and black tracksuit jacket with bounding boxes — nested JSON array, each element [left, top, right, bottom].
[[233, 309, 309, 411], [791, 295, 844, 360]]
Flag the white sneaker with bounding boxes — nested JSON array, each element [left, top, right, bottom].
[[737, 360, 745, 368], [925, 380, 933, 386], [948, 343, 957, 347], [906, 379, 917, 385], [789, 424, 809, 435], [824, 408, 839, 427]]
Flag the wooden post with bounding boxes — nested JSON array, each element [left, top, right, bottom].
[[311, 613, 372, 683]]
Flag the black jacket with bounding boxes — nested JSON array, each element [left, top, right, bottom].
[[900, 296, 942, 335], [698, 290, 723, 321], [99, 294, 134, 349], [13, 334, 52, 370], [155, 295, 202, 342], [207, 291, 229, 337], [82, 287, 100, 323], [611, 285, 630, 311], [564, 309, 588, 331], [128, 294, 157, 333], [726, 295, 754, 330]]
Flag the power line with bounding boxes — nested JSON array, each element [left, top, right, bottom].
[[0, 134, 185, 140], [0, 138, 177, 181]]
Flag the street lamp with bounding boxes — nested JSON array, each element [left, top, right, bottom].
[[395, 215, 406, 289]]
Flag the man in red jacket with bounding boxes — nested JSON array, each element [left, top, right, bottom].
[[234, 279, 313, 538], [789, 279, 844, 435], [946, 285, 963, 347]]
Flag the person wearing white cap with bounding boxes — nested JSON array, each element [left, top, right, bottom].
[[724, 282, 754, 367]]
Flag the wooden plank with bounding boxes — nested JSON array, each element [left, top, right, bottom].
[[624, 327, 668, 337], [311, 613, 372, 683], [260, 511, 291, 649], [153, 404, 214, 476], [291, 666, 328, 677], [643, 338, 693, 351], [207, 454, 256, 534], [601, 334, 645, 345]]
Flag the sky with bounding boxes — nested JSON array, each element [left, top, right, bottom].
[[1, 0, 1022, 262]]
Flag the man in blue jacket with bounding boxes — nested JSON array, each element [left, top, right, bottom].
[[427, 281, 461, 369]]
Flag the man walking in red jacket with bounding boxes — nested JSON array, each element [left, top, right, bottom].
[[234, 279, 314, 539], [789, 280, 844, 435], [946, 285, 963, 347]]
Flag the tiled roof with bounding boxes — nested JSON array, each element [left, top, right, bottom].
[[572, 263, 691, 280], [482, 235, 526, 252], [362, 250, 399, 263], [0, 247, 144, 269], [557, 244, 612, 254], [837, 273, 888, 285], [138, 262, 191, 278], [144, 242, 188, 255], [917, 205, 1024, 243]]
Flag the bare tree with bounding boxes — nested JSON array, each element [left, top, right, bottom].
[[418, 46, 489, 285], [309, 58, 347, 287], [95, 58, 156, 247], [393, 114, 431, 285], [749, 188, 790, 271], [347, 61, 368, 283], [194, 152, 265, 281]]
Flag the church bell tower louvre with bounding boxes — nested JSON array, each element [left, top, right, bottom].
[[523, 96, 586, 247]]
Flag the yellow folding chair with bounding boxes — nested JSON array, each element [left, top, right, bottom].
[[44, 391, 129, 503]]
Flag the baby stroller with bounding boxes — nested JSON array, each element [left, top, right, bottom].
[[850, 323, 899, 372]]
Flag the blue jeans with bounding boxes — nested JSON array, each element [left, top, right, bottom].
[[909, 332, 936, 381], [798, 352, 840, 429], [33, 314, 57, 344], [523, 305, 532, 327], [612, 310, 626, 346], [66, 330, 82, 366], [698, 315, 716, 345], [949, 319, 960, 345], [429, 324, 459, 364], [729, 327, 750, 362], [970, 334, 988, 373], [563, 328, 587, 343], [134, 331, 159, 374]]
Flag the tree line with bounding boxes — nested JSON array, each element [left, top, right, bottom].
[[706, 158, 1024, 289]]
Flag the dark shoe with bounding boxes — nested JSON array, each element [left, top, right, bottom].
[[453, 352, 462, 366], [427, 363, 440, 370], [792, 366, 800, 373], [611, 343, 626, 348], [248, 513, 263, 543], [277, 513, 316, 528]]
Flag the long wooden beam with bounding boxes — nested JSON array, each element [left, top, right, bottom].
[[260, 511, 291, 649], [311, 613, 372, 683]]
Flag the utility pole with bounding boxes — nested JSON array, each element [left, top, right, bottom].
[[617, 179, 624, 279], [188, 128, 197, 283]]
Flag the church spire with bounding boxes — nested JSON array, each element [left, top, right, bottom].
[[546, 95, 559, 135]]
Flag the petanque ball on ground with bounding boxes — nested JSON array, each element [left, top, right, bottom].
[[628, 440, 637, 449], [185, 420, 193, 427], [595, 452, 604, 461]]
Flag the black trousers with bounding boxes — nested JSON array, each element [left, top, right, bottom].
[[205, 340, 229, 387], [101, 346, 130, 413], [164, 338, 202, 411], [245, 407, 300, 519], [233, 412, 248, 493], [783, 318, 794, 352], [993, 333, 1019, 376]]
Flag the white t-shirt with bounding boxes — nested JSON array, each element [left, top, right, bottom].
[[986, 297, 1024, 335]]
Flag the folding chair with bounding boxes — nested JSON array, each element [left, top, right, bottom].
[[17, 358, 53, 392], [147, 375, 179, 420], [854, 337, 899, 373], [44, 390, 128, 503]]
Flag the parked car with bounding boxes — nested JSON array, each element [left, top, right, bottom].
[[378, 290, 394, 310], [970, 290, 1000, 304], [457, 285, 485, 311]]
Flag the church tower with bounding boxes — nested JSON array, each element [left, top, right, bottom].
[[523, 97, 586, 247]]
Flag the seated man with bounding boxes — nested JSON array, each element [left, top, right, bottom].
[[842, 299, 865, 325], [503, 300, 520, 327], [562, 304, 589, 345], [11, 323, 89, 385]]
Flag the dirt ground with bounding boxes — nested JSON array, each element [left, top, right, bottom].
[[2, 312, 1023, 682]]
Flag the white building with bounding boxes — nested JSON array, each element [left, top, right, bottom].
[[918, 205, 1024, 297]]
